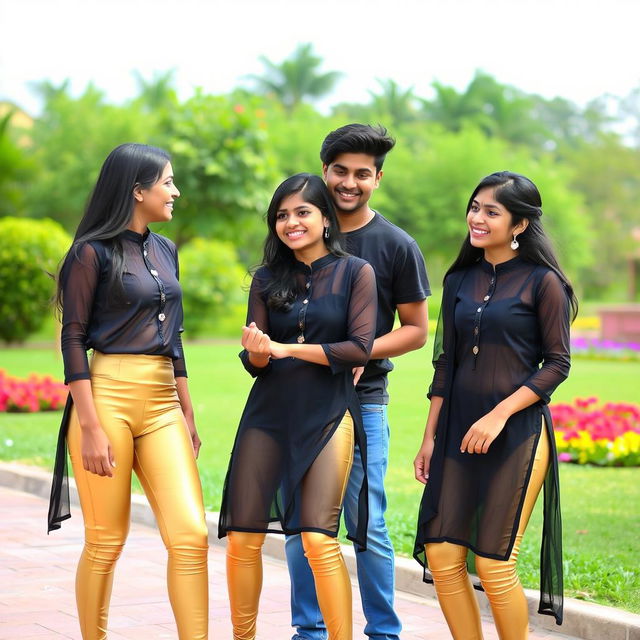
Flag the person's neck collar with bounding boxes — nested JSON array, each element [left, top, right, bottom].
[[294, 252, 339, 272], [480, 253, 522, 273], [337, 206, 375, 233], [122, 227, 150, 242]]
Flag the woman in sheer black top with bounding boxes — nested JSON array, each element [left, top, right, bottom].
[[413, 172, 576, 638], [218, 174, 377, 640], [48, 144, 208, 639]]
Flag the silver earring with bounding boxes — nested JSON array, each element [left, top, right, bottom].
[[324, 226, 330, 239], [511, 234, 519, 250]]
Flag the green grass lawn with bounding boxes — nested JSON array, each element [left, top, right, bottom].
[[1, 343, 638, 612]]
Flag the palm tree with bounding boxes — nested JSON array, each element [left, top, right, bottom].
[[133, 69, 178, 112], [368, 78, 419, 126], [248, 43, 343, 113]]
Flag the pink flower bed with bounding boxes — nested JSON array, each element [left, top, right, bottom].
[[0, 370, 68, 413], [551, 397, 640, 466]]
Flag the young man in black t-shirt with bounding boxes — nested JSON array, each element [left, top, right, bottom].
[[285, 124, 430, 640]]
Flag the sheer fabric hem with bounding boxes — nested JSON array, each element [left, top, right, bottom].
[[47, 394, 73, 533], [221, 525, 340, 538]]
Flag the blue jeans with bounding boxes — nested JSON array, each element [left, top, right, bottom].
[[285, 404, 402, 640]]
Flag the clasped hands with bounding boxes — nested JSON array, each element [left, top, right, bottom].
[[242, 321, 288, 361]]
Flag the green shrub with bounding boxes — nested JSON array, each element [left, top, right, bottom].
[[0, 217, 70, 343], [179, 238, 247, 337]]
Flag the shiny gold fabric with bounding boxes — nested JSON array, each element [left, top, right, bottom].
[[226, 412, 355, 639], [67, 353, 208, 640], [426, 425, 550, 640]]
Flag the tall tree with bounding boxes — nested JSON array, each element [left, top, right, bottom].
[[424, 71, 547, 148], [0, 108, 33, 216], [368, 78, 419, 126], [247, 43, 342, 113], [132, 69, 178, 112]]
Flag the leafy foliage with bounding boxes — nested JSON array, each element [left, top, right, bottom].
[[374, 124, 589, 283], [0, 108, 33, 215], [179, 238, 247, 337], [158, 91, 279, 255], [8, 65, 640, 300], [0, 218, 70, 343], [24, 82, 156, 231], [247, 43, 343, 113]]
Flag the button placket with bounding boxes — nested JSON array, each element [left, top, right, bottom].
[[472, 276, 496, 368], [297, 277, 312, 344], [141, 239, 168, 339]]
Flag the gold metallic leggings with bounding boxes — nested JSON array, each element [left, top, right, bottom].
[[67, 353, 209, 640], [425, 426, 550, 640], [226, 412, 355, 640]]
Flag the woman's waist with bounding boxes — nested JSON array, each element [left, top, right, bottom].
[[90, 351, 176, 385]]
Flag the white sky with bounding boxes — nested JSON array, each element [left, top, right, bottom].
[[2, 0, 640, 116]]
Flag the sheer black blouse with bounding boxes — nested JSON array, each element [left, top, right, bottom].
[[60, 229, 187, 384], [414, 257, 571, 625], [218, 254, 377, 549]]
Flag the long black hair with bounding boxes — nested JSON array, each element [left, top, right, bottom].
[[446, 171, 578, 320], [261, 173, 347, 311], [55, 143, 171, 311]]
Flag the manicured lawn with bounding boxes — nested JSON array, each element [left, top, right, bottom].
[[0, 343, 638, 612]]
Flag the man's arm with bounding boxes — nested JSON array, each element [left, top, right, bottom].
[[369, 299, 428, 359]]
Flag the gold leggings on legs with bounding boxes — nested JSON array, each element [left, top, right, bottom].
[[67, 353, 209, 640], [425, 426, 550, 640], [226, 412, 354, 640]]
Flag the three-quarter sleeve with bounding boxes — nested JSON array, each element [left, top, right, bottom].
[[171, 245, 188, 378], [322, 262, 377, 374], [239, 270, 273, 377], [428, 273, 458, 399], [60, 243, 100, 384], [428, 307, 448, 399], [523, 270, 571, 403]]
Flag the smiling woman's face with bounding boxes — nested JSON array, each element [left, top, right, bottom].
[[275, 191, 329, 262], [135, 162, 180, 224]]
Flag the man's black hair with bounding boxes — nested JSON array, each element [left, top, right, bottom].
[[320, 123, 395, 173]]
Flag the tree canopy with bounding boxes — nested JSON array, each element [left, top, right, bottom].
[[4, 53, 640, 301]]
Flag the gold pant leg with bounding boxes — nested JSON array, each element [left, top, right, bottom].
[[301, 532, 353, 640], [225, 412, 355, 640], [226, 531, 266, 640], [475, 426, 550, 640], [133, 410, 209, 639], [425, 425, 550, 640], [68, 393, 134, 640], [300, 412, 355, 640], [68, 353, 209, 640], [425, 541, 483, 640]]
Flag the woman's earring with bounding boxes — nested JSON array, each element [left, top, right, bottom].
[[324, 226, 330, 239], [511, 234, 520, 250]]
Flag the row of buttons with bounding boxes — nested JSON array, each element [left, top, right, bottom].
[[297, 282, 311, 343], [143, 241, 168, 333], [472, 277, 495, 365]]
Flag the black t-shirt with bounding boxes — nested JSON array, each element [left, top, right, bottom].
[[344, 212, 430, 404], [60, 229, 187, 384]]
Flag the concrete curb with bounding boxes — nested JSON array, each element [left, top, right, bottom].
[[3, 461, 638, 640]]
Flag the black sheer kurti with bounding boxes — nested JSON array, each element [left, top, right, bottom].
[[218, 254, 377, 549], [414, 257, 570, 625], [48, 229, 187, 533]]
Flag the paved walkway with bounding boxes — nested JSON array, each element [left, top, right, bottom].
[[0, 486, 578, 640]]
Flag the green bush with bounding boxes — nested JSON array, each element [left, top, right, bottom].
[[0, 218, 70, 343], [179, 238, 247, 337]]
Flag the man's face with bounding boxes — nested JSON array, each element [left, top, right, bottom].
[[322, 153, 381, 215]]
